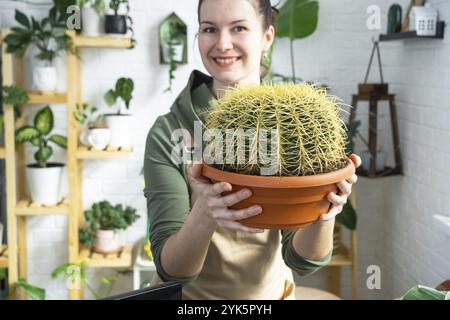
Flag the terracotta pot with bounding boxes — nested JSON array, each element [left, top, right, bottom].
[[202, 159, 355, 229]]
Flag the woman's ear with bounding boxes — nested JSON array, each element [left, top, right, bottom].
[[263, 25, 275, 52]]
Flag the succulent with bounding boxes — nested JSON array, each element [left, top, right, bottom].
[[204, 83, 348, 176]]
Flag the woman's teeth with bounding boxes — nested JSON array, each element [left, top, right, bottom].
[[214, 57, 239, 65]]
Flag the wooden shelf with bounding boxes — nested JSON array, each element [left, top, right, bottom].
[[0, 245, 8, 268], [0, 147, 5, 159], [15, 198, 69, 216], [73, 35, 132, 48], [329, 244, 352, 266], [78, 245, 132, 268], [76, 145, 133, 159], [27, 92, 67, 105], [356, 166, 403, 178], [379, 21, 445, 41]]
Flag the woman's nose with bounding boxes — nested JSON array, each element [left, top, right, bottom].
[[215, 31, 233, 52]]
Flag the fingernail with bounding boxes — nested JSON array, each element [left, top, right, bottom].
[[252, 206, 262, 213], [241, 189, 251, 197]]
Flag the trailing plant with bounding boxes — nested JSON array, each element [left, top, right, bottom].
[[104, 77, 134, 115], [15, 106, 67, 168], [163, 20, 185, 92], [4, 10, 78, 66], [79, 200, 140, 247], [204, 83, 348, 176], [108, 0, 136, 48], [74, 102, 104, 128]]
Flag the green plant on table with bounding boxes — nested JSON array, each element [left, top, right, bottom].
[[15, 106, 67, 168], [79, 200, 140, 247], [104, 77, 134, 115]]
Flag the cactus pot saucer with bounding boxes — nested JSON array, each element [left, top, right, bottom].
[[202, 159, 355, 229]]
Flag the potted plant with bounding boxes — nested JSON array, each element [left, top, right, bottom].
[[4, 10, 78, 92], [80, 0, 106, 36], [15, 106, 67, 205], [103, 77, 134, 147], [201, 83, 355, 229], [75, 102, 111, 150], [1, 85, 29, 139], [79, 200, 139, 254], [104, 0, 135, 47]]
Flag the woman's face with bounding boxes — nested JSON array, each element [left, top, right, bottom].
[[198, 0, 274, 87]]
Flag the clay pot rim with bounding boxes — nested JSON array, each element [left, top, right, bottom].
[[202, 158, 355, 188]]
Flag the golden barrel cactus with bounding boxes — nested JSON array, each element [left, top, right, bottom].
[[204, 83, 349, 176]]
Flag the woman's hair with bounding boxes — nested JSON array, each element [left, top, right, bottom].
[[197, 0, 279, 31]]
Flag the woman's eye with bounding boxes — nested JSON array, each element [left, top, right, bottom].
[[203, 27, 216, 33], [234, 26, 247, 32]]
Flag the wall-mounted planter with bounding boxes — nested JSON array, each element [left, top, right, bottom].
[[159, 13, 188, 64]]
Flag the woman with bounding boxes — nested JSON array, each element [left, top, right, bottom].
[[144, 0, 361, 299]]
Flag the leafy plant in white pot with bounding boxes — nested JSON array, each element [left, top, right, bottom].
[[4, 10, 77, 92], [79, 200, 140, 254], [80, 0, 106, 36], [15, 106, 67, 205], [75, 102, 111, 150], [103, 77, 134, 147]]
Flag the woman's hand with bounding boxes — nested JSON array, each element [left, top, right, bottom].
[[186, 161, 264, 233], [320, 154, 361, 221]]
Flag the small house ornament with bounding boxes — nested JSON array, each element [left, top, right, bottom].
[[409, 3, 438, 36]]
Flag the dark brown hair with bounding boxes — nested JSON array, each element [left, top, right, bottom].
[[197, 0, 279, 31]]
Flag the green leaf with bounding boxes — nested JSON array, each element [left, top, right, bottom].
[[49, 134, 67, 149], [35, 145, 53, 164], [115, 78, 134, 109], [15, 126, 40, 144], [104, 89, 117, 107], [277, 0, 319, 40], [35, 106, 54, 135], [16, 278, 45, 300], [15, 10, 31, 29], [30, 137, 41, 146], [336, 202, 357, 230], [402, 285, 450, 300]]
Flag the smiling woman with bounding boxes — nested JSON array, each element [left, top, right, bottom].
[[143, 0, 360, 300]]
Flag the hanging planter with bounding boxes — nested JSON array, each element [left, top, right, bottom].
[[159, 13, 188, 92], [201, 84, 355, 229]]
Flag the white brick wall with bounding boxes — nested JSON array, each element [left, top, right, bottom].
[[1, 0, 449, 300]]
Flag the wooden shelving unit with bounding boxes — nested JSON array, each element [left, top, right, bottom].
[[1, 29, 134, 300]]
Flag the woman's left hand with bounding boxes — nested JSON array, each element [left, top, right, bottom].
[[320, 154, 361, 221]]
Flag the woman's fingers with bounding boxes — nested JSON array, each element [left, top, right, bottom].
[[209, 188, 253, 207], [320, 204, 343, 220], [336, 180, 352, 195], [216, 219, 264, 233], [210, 205, 262, 221], [327, 192, 347, 206], [187, 162, 211, 184], [350, 153, 362, 168]]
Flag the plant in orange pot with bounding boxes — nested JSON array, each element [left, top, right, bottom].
[[201, 83, 355, 229]]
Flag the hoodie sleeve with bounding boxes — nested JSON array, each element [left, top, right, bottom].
[[143, 114, 199, 286]]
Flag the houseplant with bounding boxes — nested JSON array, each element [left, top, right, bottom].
[[105, 0, 136, 47], [1, 85, 28, 139], [201, 83, 355, 229], [79, 0, 106, 36], [4, 10, 78, 92], [79, 200, 139, 254], [103, 77, 134, 147], [267, 0, 318, 83], [75, 102, 111, 150], [15, 106, 67, 205]]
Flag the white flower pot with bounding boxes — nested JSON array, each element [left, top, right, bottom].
[[32, 66, 57, 92], [26, 163, 64, 205], [162, 42, 183, 63], [94, 230, 121, 254], [82, 7, 104, 36], [80, 127, 111, 150], [362, 150, 386, 172], [104, 114, 132, 148]]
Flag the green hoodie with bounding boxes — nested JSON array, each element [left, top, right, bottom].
[[143, 70, 332, 286]]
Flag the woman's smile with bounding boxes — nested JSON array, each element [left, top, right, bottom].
[[212, 56, 242, 68]]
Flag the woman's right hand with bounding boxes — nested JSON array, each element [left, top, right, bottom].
[[187, 162, 264, 233]]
